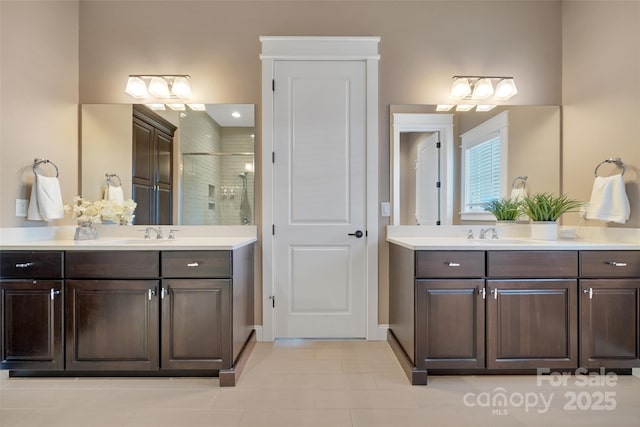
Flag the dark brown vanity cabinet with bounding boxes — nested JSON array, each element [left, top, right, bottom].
[[389, 246, 580, 385], [65, 251, 160, 371], [415, 252, 486, 371], [0, 251, 64, 370], [579, 251, 640, 368], [485, 251, 579, 369]]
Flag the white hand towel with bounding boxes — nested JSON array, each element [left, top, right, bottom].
[[510, 187, 527, 201], [104, 185, 125, 203], [586, 174, 630, 224], [27, 174, 64, 221]]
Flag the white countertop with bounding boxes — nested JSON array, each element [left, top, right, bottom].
[[387, 225, 640, 251], [0, 225, 257, 251]]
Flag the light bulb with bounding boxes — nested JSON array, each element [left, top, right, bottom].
[[471, 78, 494, 100], [148, 77, 170, 98], [171, 76, 192, 98]]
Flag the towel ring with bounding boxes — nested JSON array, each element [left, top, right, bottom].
[[512, 176, 528, 189], [105, 173, 122, 187], [33, 158, 59, 177], [594, 158, 625, 177]]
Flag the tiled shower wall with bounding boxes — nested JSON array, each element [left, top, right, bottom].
[[180, 111, 254, 225]]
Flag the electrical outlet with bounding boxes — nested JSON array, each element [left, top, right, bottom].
[[15, 199, 28, 217]]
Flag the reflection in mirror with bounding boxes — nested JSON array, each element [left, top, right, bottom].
[[390, 105, 560, 225], [80, 104, 255, 225]]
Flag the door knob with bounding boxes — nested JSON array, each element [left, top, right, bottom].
[[348, 230, 364, 238]]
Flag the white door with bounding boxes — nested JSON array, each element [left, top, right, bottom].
[[273, 60, 367, 338], [416, 133, 440, 225]]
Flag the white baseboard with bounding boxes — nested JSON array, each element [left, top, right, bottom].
[[633, 368, 640, 379], [377, 324, 389, 341], [253, 325, 264, 342]]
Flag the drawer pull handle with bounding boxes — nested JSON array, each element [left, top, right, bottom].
[[447, 262, 461, 267], [15, 262, 35, 268], [161, 288, 168, 299], [492, 288, 498, 300], [50, 288, 60, 300], [607, 261, 627, 267], [148, 289, 156, 300], [187, 262, 199, 267], [583, 288, 593, 299], [478, 288, 486, 299]]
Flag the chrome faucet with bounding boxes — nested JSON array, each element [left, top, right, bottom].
[[144, 227, 163, 239], [479, 227, 498, 240]]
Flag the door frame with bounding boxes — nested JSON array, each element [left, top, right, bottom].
[[260, 36, 380, 341], [391, 113, 454, 226]]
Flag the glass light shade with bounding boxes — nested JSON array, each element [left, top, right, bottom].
[[436, 104, 455, 111], [167, 103, 186, 111], [475, 104, 496, 112], [495, 78, 518, 100], [171, 76, 192, 98], [471, 78, 494, 100], [455, 104, 475, 111], [148, 77, 171, 98], [187, 103, 205, 111], [147, 103, 166, 110], [125, 77, 148, 98], [450, 77, 472, 99]]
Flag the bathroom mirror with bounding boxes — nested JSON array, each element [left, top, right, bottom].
[[80, 104, 255, 225], [390, 105, 561, 225]]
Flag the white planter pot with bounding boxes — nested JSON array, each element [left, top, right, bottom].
[[495, 220, 517, 238], [530, 221, 558, 240]]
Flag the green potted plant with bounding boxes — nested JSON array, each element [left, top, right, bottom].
[[519, 193, 582, 240], [482, 198, 521, 221]]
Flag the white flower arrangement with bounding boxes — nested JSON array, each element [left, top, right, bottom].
[[64, 196, 137, 225]]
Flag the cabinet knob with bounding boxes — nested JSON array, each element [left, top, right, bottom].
[[478, 288, 486, 299], [491, 288, 498, 300], [148, 289, 156, 300], [50, 288, 61, 300], [187, 261, 199, 267], [607, 261, 627, 267], [583, 288, 593, 299], [161, 288, 168, 299]]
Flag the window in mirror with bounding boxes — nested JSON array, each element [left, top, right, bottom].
[[460, 111, 508, 221]]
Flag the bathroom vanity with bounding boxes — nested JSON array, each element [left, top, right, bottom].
[[0, 233, 256, 387], [387, 230, 640, 385]]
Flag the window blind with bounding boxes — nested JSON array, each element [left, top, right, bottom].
[[464, 135, 501, 211]]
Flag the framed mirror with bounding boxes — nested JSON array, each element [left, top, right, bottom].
[[80, 103, 255, 225], [390, 105, 561, 225]]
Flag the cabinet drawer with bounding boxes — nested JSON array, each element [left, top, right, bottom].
[[0, 251, 63, 279], [487, 251, 578, 278], [416, 251, 484, 278], [65, 251, 159, 278], [162, 251, 231, 278], [580, 251, 640, 278]]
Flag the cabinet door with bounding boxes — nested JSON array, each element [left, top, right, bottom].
[[161, 279, 231, 370], [486, 279, 578, 369], [65, 280, 159, 371], [580, 279, 640, 368], [0, 280, 63, 370], [416, 280, 485, 369]]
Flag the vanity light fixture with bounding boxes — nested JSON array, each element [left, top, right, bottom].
[[147, 103, 166, 111], [446, 75, 518, 111], [125, 75, 192, 100], [436, 104, 455, 112], [187, 104, 206, 111]]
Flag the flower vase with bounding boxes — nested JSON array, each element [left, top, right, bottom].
[[74, 221, 99, 240]]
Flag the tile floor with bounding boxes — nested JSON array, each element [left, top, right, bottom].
[[1, 339, 639, 426]]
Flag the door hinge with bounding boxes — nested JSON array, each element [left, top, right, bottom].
[[272, 152, 275, 163], [436, 181, 441, 188], [436, 142, 441, 149], [272, 224, 275, 235], [269, 295, 275, 308], [272, 79, 275, 91]]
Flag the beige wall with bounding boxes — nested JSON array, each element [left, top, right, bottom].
[[80, 104, 133, 202], [5, 1, 637, 327], [0, 0, 79, 227], [562, 0, 640, 227]]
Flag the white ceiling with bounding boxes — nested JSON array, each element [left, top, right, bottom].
[[205, 104, 255, 127]]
